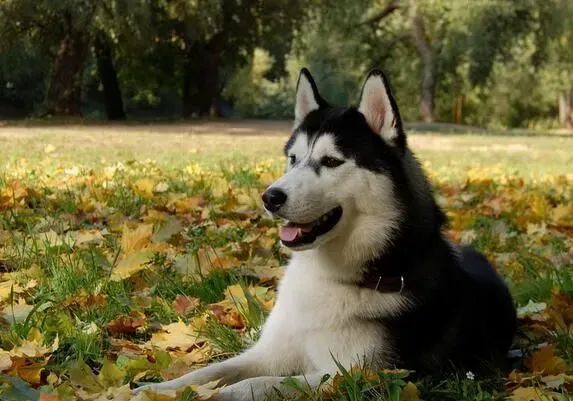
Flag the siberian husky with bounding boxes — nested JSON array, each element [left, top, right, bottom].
[[134, 69, 517, 400]]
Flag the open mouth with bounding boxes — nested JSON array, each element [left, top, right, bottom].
[[279, 206, 343, 247]]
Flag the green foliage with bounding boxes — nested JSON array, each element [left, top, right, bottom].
[[0, 0, 572, 127]]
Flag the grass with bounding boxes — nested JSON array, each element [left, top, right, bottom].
[[0, 121, 572, 401]]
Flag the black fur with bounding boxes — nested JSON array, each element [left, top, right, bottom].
[[289, 68, 517, 376]]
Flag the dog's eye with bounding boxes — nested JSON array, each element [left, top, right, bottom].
[[321, 156, 344, 168], [288, 155, 296, 165]]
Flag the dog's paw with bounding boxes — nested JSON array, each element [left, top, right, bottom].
[[216, 377, 281, 401]]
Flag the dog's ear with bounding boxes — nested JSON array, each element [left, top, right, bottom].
[[358, 69, 405, 149], [294, 68, 324, 126]]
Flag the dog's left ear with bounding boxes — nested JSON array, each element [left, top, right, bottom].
[[358, 69, 405, 149], [294, 68, 325, 127]]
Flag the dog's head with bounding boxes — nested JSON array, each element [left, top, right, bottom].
[[262, 69, 417, 257]]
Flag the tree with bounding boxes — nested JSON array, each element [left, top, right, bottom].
[[0, 0, 99, 116], [0, 0, 153, 119], [153, 0, 305, 117]]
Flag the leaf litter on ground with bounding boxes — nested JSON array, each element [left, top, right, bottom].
[[0, 157, 571, 400]]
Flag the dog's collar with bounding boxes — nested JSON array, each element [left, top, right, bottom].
[[359, 270, 405, 294]]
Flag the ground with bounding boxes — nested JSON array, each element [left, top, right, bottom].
[[0, 121, 571, 401]]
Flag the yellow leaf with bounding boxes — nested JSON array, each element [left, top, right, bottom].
[[550, 204, 573, 225], [148, 318, 207, 351], [99, 358, 126, 388], [0, 350, 12, 371], [191, 380, 221, 400], [111, 249, 155, 281], [134, 179, 155, 199], [81, 385, 135, 401], [510, 386, 543, 401], [400, 382, 420, 401], [209, 177, 229, 198], [10, 329, 59, 358], [154, 182, 169, 193], [526, 345, 568, 375], [132, 387, 177, 401], [120, 223, 153, 255], [530, 194, 551, 219], [73, 229, 105, 246], [0, 280, 24, 302]]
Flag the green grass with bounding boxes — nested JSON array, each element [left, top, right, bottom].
[[1, 122, 572, 180], [0, 122, 571, 400]]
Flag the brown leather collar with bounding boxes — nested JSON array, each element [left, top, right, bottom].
[[359, 270, 405, 293]]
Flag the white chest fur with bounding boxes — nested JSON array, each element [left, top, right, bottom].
[[254, 252, 410, 375]]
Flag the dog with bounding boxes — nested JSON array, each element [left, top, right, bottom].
[[133, 68, 517, 400]]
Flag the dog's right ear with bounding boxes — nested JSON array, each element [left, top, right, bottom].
[[294, 68, 324, 126], [358, 69, 405, 150]]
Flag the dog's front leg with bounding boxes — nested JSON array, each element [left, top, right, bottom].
[[132, 348, 267, 395], [217, 372, 330, 401]]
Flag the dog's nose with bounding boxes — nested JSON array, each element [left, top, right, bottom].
[[262, 188, 287, 212]]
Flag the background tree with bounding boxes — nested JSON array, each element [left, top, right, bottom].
[[0, 0, 571, 128]]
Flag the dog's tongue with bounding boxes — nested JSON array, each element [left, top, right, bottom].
[[279, 226, 301, 242]]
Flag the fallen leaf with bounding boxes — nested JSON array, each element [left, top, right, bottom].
[[172, 295, 200, 316], [99, 358, 126, 388], [0, 280, 24, 302], [11, 328, 59, 358], [0, 350, 13, 371], [73, 229, 105, 246], [111, 249, 155, 281], [400, 382, 420, 401], [1, 298, 34, 324], [120, 223, 153, 255], [152, 218, 183, 243], [107, 311, 147, 335], [526, 345, 568, 375], [510, 386, 543, 401], [191, 380, 221, 400], [133, 179, 155, 199], [148, 318, 206, 351]]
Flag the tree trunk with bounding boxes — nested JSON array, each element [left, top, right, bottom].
[[453, 95, 464, 124], [409, 0, 435, 123], [94, 33, 126, 121], [182, 39, 222, 118], [559, 87, 573, 129], [45, 32, 89, 116]]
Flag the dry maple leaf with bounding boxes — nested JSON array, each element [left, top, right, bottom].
[[133, 179, 155, 199], [191, 380, 222, 400], [526, 345, 568, 376], [209, 304, 243, 328], [10, 328, 59, 358], [510, 386, 544, 401], [107, 311, 147, 335], [172, 295, 200, 316], [0, 280, 24, 302], [111, 249, 156, 281], [400, 382, 421, 401], [62, 290, 107, 309], [166, 194, 207, 214], [73, 229, 105, 246], [147, 318, 207, 351], [120, 223, 153, 255]]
